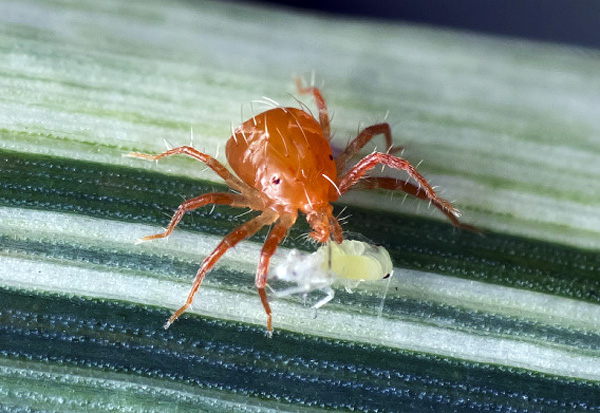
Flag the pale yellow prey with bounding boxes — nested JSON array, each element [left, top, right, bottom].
[[272, 240, 393, 309]]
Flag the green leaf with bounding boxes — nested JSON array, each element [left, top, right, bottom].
[[1, 0, 600, 411]]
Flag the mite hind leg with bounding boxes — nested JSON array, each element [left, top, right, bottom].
[[164, 209, 280, 329], [335, 123, 403, 175], [295, 77, 331, 139], [352, 177, 480, 233], [138, 193, 249, 243], [338, 152, 461, 220]]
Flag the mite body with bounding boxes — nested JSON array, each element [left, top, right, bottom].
[[128, 79, 464, 336]]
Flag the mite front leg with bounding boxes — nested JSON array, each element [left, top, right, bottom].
[[127, 146, 247, 192], [335, 123, 402, 175], [338, 152, 460, 219], [255, 212, 298, 337], [164, 209, 279, 329], [353, 177, 479, 232], [137, 192, 248, 243], [296, 78, 331, 139]]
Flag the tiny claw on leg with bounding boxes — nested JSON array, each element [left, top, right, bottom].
[[134, 232, 168, 245], [259, 287, 274, 338], [125, 152, 157, 160], [266, 315, 273, 338], [163, 303, 190, 330]]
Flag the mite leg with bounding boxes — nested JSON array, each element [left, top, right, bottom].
[[127, 146, 247, 192], [138, 192, 248, 243], [164, 209, 279, 329], [335, 123, 402, 175], [352, 177, 479, 233], [295, 77, 331, 139], [338, 152, 460, 219], [255, 212, 298, 336]]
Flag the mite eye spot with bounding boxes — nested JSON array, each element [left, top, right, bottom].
[[329, 154, 333, 160], [272, 176, 281, 185]]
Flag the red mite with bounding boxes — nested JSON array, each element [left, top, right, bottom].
[[128, 79, 465, 336]]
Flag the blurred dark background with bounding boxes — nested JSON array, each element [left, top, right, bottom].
[[248, 0, 600, 49]]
